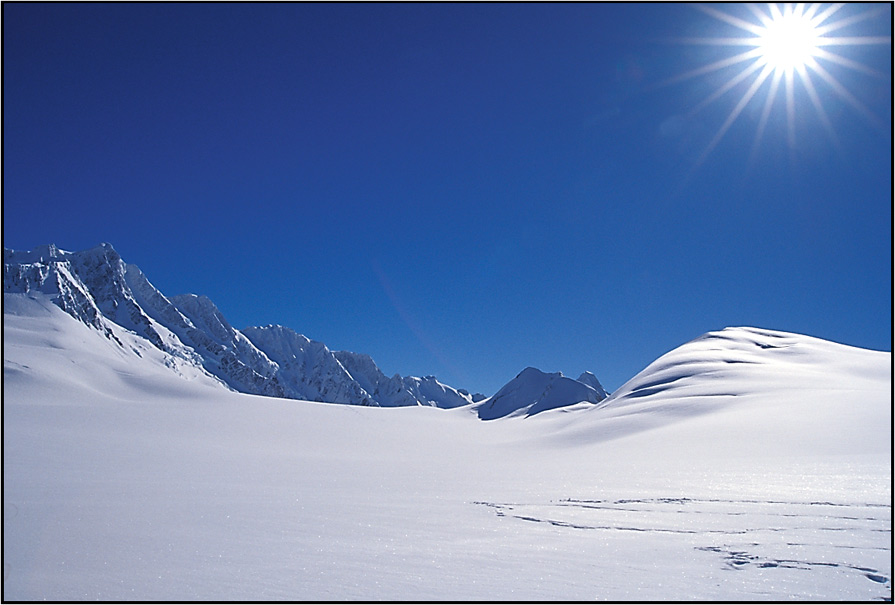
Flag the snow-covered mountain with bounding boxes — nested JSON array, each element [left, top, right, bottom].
[[332, 348, 485, 408], [576, 371, 609, 397], [3, 243, 504, 409], [4, 243, 289, 398], [474, 367, 608, 420], [242, 324, 378, 405]]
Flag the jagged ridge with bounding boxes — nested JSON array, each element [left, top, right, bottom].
[[6, 243, 538, 410]]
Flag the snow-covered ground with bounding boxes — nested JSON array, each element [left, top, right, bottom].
[[3, 292, 891, 601]]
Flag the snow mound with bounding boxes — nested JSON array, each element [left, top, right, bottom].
[[545, 326, 891, 456], [604, 326, 889, 407]]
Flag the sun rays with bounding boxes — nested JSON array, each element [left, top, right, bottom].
[[668, 3, 891, 167]]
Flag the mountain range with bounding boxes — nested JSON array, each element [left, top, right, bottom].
[[3, 242, 608, 417]]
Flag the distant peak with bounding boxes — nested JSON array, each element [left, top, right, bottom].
[[4, 243, 68, 264], [517, 366, 562, 379], [478, 365, 606, 420], [90, 241, 118, 255], [170, 293, 227, 320], [174, 293, 213, 306], [255, 323, 297, 334], [40, 243, 62, 257], [74, 242, 122, 265], [242, 324, 314, 346], [577, 371, 608, 398]]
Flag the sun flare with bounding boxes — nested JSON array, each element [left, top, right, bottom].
[[669, 3, 891, 166], [755, 5, 822, 73]]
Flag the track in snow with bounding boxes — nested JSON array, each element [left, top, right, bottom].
[[474, 496, 891, 599]]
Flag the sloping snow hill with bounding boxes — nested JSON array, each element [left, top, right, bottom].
[[3, 294, 891, 601], [543, 326, 892, 458]]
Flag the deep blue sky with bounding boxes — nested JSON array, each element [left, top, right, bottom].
[[4, 3, 891, 395]]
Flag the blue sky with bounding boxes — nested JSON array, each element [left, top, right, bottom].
[[4, 3, 891, 395]]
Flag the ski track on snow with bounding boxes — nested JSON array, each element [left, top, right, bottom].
[[474, 496, 891, 598]]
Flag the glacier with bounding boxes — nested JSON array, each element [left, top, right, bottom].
[[3, 243, 890, 601]]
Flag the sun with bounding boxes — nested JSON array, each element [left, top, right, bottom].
[[754, 5, 822, 73], [667, 3, 891, 166]]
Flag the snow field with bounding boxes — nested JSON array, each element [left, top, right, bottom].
[[3, 294, 891, 600]]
